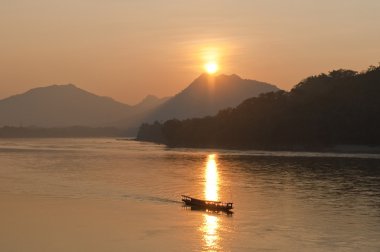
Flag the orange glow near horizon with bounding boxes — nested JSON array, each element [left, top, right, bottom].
[[204, 62, 219, 74], [198, 46, 223, 75], [1, 1, 379, 104]]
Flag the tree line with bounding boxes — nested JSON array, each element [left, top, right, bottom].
[[137, 65, 380, 150]]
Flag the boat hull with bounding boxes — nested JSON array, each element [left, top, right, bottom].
[[181, 195, 233, 213]]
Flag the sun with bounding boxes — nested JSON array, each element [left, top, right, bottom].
[[204, 62, 218, 74]]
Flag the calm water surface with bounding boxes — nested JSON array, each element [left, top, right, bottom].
[[0, 138, 379, 251]]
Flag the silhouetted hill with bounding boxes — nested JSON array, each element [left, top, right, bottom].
[[0, 84, 132, 127], [143, 73, 279, 122], [0, 126, 126, 138], [137, 65, 380, 150], [133, 95, 170, 112], [112, 95, 170, 133]]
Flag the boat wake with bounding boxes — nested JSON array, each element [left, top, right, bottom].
[[123, 194, 181, 204]]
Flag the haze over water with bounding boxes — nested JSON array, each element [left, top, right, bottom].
[[0, 138, 380, 251]]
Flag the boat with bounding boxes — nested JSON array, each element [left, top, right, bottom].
[[181, 195, 233, 213]]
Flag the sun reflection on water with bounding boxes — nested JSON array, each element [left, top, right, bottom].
[[202, 154, 220, 251], [205, 154, 219, 201], [202, 214, 219, 251]]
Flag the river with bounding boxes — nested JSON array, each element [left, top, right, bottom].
[[0, 138, 379, 251]]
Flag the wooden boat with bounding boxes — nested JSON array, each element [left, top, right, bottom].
[[181, 195, 233, 212]]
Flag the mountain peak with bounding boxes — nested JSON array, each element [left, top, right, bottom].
[[26, 83, 81, 94], [185, 73, 274, 94], [133, 94, 170, 111], [38, 83, 77, 89], [140, 94, 159, 103], [0, 84, 132, 127], [197, 72, 242, 77], [57, 83, 77, 89], [224, 73, 241, 79], [143, 73, 280, 123], [192, 73, 246, 85]]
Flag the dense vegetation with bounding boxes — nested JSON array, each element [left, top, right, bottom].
[[0, 126, 127, 138], [137, 65, 380, 150]]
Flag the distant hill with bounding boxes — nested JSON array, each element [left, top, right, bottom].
[[112, 95, 170, 133], [133, 95, 170, 113], [137, 65, 380, 149], [0, 74, 278, 132], [142, 73, 279, 123], [0, 126, 126, 138], [0, 84, 132, 127]]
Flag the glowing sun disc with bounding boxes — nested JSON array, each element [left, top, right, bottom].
[[204, 62, 218, 74]]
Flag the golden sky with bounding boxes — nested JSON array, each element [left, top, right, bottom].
[[1, 0, 379, 104]]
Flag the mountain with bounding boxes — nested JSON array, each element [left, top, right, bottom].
[[0, 74, 277, 131], [0, 84, 132, 127], [142, 73, 279, 123], [137, 66, 380, 149], [111, 95, 170, 132], [133, 95, 170, 112]]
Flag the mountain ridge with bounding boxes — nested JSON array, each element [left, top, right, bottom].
[[0, 74, 279, 133], [137, 66, 380, 149], [141, 73, 279, 123], [0, 84, 132, 127]]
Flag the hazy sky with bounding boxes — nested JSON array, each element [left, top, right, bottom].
[[1, 0, 379, 104]]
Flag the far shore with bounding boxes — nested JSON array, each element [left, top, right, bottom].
[[134, 138, 380, 155]]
